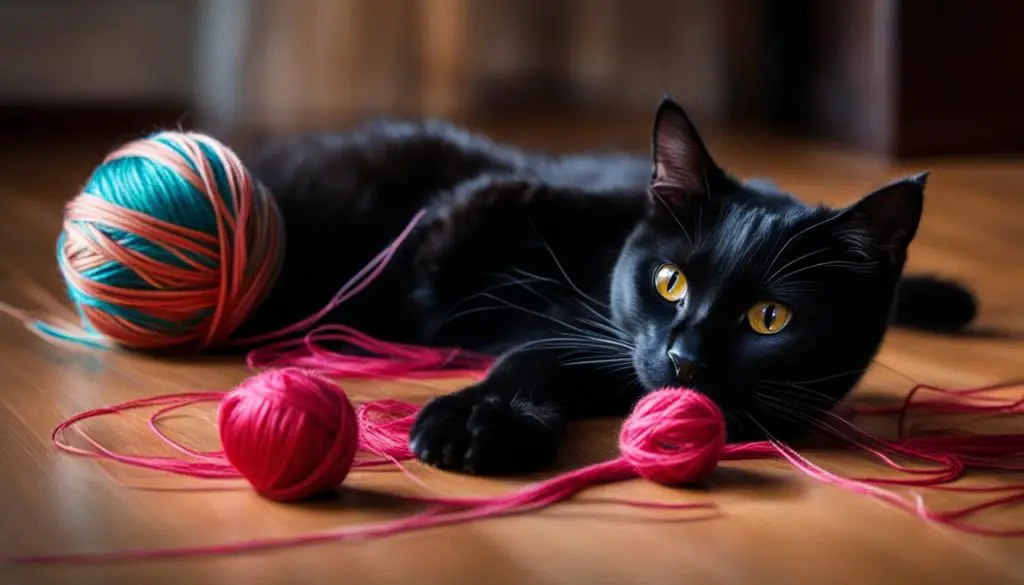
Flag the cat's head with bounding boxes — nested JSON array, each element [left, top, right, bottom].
[[610, 97, 926, 439]]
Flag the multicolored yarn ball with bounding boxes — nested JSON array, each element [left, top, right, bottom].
[[48, 131, 284, 350], [217, 368, 359, 502]]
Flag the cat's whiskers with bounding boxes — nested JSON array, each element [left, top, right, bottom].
[[749, 393, 858, 445], [766, 368, 867, 387], [764, 212, 846, 276], [513, 318, 635, 369], [768, 281, 823, 304], [576, 317, 628, 341], [561, 355, 634, 366], [695, 204, 704, 249], [759, 379, 844, 407], [757, 391, 838, 422], [441, 271, 563, 326], [473, 293, 593, 336], [518, 337, 631, 355], [764, 247, 829, 285], [441, 232, 620, 331], [770, 279, 821, 294], [753, 394, 844, 435], [745, 409, 875, 463], [724, 409, 751, 437], [511, 268, 609, 309], [563, 359, 636, 376], [772, 259, 879, 286], [440, 304, 525, 327], [526, 218, 620, 314], [754, 370, 868, 427], [489, 270, 614, 329], [706, 203, 726, 247], [443, 273, 548, 313], [501, 270, 617, 330], [751, 395, 883, 459], [537, 333, 633, 352], [651, 190, 695, 246], [439, 249, 639, 372], [520, 341, 631, 376], [753, 382, 897, 454]]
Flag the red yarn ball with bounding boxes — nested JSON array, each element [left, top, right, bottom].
[[619, 387, 726, 485], [217, 368, 359, 501]]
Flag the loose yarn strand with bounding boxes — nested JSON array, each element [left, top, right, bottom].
[[8, 385, 720, 564], [233, 207, 427, 348], [9, 374, 1024, 565]]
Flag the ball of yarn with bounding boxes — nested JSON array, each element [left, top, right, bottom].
[[217, 368, 358, 501], [619, 387, 726, 485], [56, 131, 284, 350]]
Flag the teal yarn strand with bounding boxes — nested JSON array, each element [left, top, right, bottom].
[[46, 130, 285, 350]]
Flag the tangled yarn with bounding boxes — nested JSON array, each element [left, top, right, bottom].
[[7, 367, 1024, 565], [8, 378, 723, 564]]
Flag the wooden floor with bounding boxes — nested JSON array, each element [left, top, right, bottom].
[[1, 121, 1023, 585]]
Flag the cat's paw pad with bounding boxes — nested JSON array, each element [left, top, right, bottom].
[[409, 389, 563, 475]]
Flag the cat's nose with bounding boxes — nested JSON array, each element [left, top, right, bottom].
[[667, 348, 701, 384]]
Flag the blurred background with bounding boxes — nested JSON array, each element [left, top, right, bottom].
[[0, 0, 1022, 158]]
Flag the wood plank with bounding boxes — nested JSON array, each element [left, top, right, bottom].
[[0, 121, 1022, 584]]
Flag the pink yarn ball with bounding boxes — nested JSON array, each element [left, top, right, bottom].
[[217, 368, 359, 501], [619, 387, 726, 485]]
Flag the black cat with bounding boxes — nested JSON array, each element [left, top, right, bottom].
[[240, 97, 977, 476]]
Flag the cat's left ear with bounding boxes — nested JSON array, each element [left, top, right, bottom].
[[841, 172, 928, 255], [650, 96, 720, 202]]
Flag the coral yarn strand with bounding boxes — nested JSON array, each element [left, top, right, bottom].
[[171, 134, 240, 348], [228, 187, 281, 336], [66, 195, 221, 255], [234, 207, 427, 347]]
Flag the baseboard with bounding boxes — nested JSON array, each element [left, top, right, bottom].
[[0, 102, 196, 147]]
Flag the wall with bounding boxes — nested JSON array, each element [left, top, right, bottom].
[[0, 0, 726, 137], [0, 0, 198, 104], [213, 0, 727, 133]]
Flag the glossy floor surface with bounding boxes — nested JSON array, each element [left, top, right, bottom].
[[1, 121, 1023, 585]]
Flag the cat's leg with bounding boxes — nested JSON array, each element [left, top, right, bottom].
[[409, 346, 639, 475]]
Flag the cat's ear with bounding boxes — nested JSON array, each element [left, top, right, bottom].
[[842, 172, 928, 255], [650, 96, 717, 201]]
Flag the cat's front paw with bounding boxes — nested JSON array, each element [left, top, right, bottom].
[[409, 386, 564, 475]]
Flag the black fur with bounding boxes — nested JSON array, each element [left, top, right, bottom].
[[238, 97, 977, 476], [892, 275, 978, 332]]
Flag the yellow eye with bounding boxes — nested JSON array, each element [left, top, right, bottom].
[[747, 301, 792, 335], [653, 263, 688, 302]]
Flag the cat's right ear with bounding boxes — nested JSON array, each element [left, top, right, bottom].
[[838, 172, 928, 260], [649, 96, 717, 203]]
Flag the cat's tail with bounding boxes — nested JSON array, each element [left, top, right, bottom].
[[892, 275, 978, 332]]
